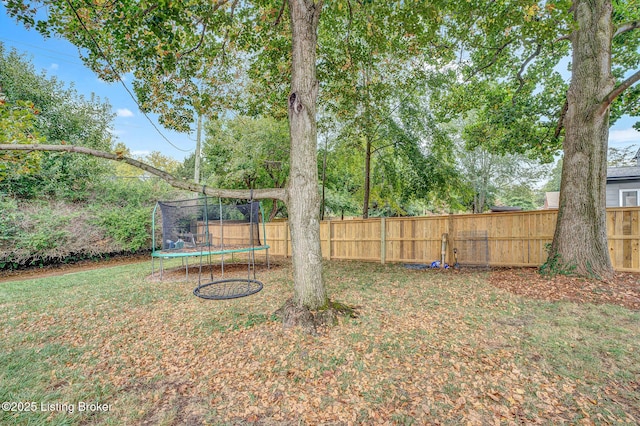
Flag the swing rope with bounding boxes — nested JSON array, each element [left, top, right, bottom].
[[193, 193, 264, 300]]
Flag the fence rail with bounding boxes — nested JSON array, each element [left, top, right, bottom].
[[263, 207, 640, 272]]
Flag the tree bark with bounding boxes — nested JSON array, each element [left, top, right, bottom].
[[362, 66, 372, 219], [363, 134, 372, 219], [547, 0, 615, 279], [269, 199, 283, 221], [286, 0, 327, 309]]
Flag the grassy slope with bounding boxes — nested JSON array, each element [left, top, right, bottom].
[[0, 260, 638, 425]]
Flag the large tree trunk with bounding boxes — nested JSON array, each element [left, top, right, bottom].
[[286, 0, 327, 309], [362, 134, 372, 219], [547, 0, 614, 279], [362, 66, 372, 219], [268, 199, 280, 222]]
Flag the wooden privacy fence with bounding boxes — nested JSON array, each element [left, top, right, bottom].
[[263, 207, 640, 272]]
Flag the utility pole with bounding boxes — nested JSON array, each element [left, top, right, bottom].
[[194, 112, 203, 184]]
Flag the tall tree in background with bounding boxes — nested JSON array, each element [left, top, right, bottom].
[[458, 112, 549, 213], [318, 1, 451, 218], [457, 145, 547, 213], [550, 0, 639, 278], [203, 116, 290, 220], [370, 99, 464, 216], [608, 145, 639, 167], [439, 0, 639, 278]]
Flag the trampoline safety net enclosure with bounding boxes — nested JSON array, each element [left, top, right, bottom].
[[151, 197, 270, 296], [153, 197, 263, 253]]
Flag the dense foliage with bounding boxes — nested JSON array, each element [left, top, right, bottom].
[[0, 177, 183, 270], [0, 45, 114, 200], [0, 44, 186, 269]]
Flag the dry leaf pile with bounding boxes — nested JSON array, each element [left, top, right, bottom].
[[489, 268, 640, 310]]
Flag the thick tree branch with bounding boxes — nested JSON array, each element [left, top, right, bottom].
[[274, 0, 286, 26], [0, 144, 287, 201], [514, 43, 541, 100], [554, 99, 568, 139], [597, 69, 640, 115], [179, 22, 207, 58], [466, 39, 514, 81], [614, 21, 640, 38]]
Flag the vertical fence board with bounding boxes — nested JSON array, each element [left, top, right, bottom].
[[632, 211, 639, 270]]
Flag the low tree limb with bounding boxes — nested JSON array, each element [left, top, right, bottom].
[[597, 69, 640, 115], [614, 21, 640, 38], [0, 143, 288, 201], [179, 22, 207, 58]]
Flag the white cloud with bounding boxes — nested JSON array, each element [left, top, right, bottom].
[[116, 108, 134, 118], [50, 63, 59, 70], [132, 150, 150, 157], [609, 128, 640, 144]]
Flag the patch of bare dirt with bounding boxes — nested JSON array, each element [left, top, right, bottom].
[[488, 268, 640, 310]]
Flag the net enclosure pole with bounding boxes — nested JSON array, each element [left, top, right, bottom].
[[152, 202, 158, 277], [259, 202, 270, 269]]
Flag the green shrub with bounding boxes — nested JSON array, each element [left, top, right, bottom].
[[93, 178, 178, 207], [0, 177, 188, 269], [94, 206, 153, 252], [0, 197, 20, 244], [13, 203, 73, 257]]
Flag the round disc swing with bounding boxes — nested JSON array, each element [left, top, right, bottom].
[[193, 193, 264, 300]]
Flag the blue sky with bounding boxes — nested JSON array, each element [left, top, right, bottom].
[[1, 5, 639, 161], [0, 7, 196, 160]]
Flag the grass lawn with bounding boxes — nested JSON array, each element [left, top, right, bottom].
[[1, 259, 638, 425]]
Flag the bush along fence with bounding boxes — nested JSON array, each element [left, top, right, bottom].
[[264, 207, 640, 272]]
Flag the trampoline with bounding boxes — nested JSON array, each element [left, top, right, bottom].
[[151, 197, 269, 298]]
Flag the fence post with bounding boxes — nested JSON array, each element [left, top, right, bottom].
[[381, 217, 386, 264], [447, 214, 455, 264]]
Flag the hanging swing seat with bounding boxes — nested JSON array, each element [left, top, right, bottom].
[[193, 278, 264, 300]]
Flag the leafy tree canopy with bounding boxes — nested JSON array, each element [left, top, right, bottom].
[[0, 43, 114, 199], [433, 0, 639, 160], [608, 145, 639, 167]]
